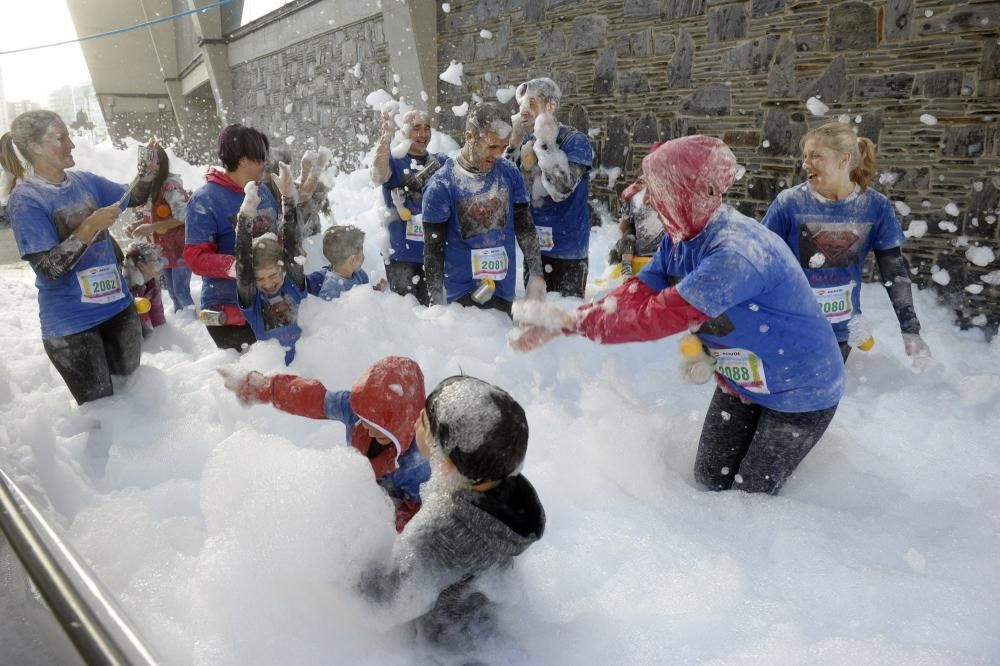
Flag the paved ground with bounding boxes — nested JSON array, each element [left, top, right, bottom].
[[0, 226, 21, 266]]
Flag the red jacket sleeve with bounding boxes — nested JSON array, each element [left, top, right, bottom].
[[267, 374, 329, 420], [575, 278, 709, 344], [148, 281, 166, 327], [183, 241, 236, 279]]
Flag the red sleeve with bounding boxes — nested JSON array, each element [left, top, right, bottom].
[[148, 281, 166, 327], [268, 374, 329, 420], [183, 241, 236, 279], [574, 278, 709, 344]]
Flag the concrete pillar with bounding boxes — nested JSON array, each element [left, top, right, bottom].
[[185, 0, 236, 124], [382, 0, 439, 113]]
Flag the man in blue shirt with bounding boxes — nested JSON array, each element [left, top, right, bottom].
[[506, 77, 593, 298], [422, 103, 546, 316]]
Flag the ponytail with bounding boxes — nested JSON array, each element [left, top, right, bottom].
[[852, 136, 877, 191], [0, 132, 27, 184]]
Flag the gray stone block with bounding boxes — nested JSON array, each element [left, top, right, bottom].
[[941, 126, 986, 157], [573, 15, 608, 52], [800, 55, 849, 103], [619, 70, 651, 94], [509, 48, 530, 69], [625, 0, 661, 19], [667, 30, 694, 89], [594, 45, 617, 95], [752, 0, 784, 17], [632, 112, 659, 143], [795, 34, 825, 53], [658, 117, 693, 141], [914, 70, 963, 98], [917, 5, 1000, 35], [538, 28, 567, 58], [855, 111, 882, 144], [724, 35, 780, 74], [981, 40, 1000, 80], [884, 166, 930, 191], [855, 73, 915, 99], [629, 31, 654, 58], [474, 0, 504, 21], [828, 2, 878, 51], [654, 33, 675, 56], [708, 5, 747, 43], [885, 0, 912, 41], [761, 109, 806, 156], [681, 84, 732, 116], [663, 0, 704, 20], [556, 70, 578, 96], [569, 104, 590, 134], [601, 115, 631, 168], [524, 0, 545, 22], [747, 176, 782, 202], [767, 36, 796, 98]]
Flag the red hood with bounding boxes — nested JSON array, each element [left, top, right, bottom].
[[205, 168, 245, 194], [348, 356, 426, 476], [642, 135, 737, 242]]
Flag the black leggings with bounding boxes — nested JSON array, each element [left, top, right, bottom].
[[42, 305, 142, 405], [523, 257, 589, 298], [206, 323, 257, 352], [694, 387, 838, 494], [385, 260, 429, 306]]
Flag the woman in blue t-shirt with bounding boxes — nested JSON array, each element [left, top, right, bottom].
[[513, 136, 846, 496], [762, 121, 931, 366], [0, 110, 156, 404]]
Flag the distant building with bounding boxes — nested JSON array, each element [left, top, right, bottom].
[[0, 64, 8, 133], [48, 83, 105, 133], [5, 99, 41, 121]]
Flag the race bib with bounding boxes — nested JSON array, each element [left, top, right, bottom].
[[405, 214, 424, 242], [812, 283, 853, 323], [536, 226, 554, 252], [711, 347, 769, 394], [471, 246, 509, 280], [77, 264, 126, 305]]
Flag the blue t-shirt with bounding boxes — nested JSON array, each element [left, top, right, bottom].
[[240, 277, 306, 365], [381, 152, 448, 264], [762, 184, 906, 342], [305, 267, 370, 300], [522, 126, 593, 260], [9, 172, 132, 338], [421, 159, 530, 303], [321, 390, 431, 501], [185, 180, 279, 309], [639, 205, 845, 412]]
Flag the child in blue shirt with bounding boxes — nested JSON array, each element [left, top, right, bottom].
[[235, 165, 306, 365], [306, 224, 387, 300]]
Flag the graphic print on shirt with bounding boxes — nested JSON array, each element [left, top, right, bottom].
[[262, 292, 298, 330], [53, 199, 98, 240], [226, 209, 280, 239], [456, 185, 510, 239], [798, 221, 873, 268], [697, 312, 736, 338]]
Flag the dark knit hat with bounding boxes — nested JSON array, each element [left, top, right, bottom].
[[425, 376, 528, 483]]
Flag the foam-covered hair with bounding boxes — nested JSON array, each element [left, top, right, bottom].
[[515, 77, 562, 106]]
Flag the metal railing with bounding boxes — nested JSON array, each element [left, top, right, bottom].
[[0, 467, 158, 666]]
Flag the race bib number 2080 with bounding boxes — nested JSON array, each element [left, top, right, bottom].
[[812, 283, 853, 323]]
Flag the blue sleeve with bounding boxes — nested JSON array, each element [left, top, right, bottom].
[[357, 269, 370, 285], [305, 270, 325, 295], [322, 390, 355, 425], [760, 196, 790, 240], [184, 191, 219, 245], [637, 238, 674, 292], [676, 251, 767, 318], [563, 131, 593, 168], [421, 171, 452, 223], [507, 162, 530, 205], [871, 196, 906, 251], [82, 172, 128, 208], [8, 190, 59, 255]]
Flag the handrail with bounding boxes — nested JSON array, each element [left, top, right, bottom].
[[0, 467, 159, 666]]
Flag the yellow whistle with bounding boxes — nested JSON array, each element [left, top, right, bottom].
[[858, 336, 875, 351], [134, 297, 151, 314], [679, 334, 703, 357], [398, 207, 412, 221]]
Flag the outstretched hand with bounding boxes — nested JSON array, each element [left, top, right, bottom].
[[902, 333, 933, 372], [271, 162, 297, 199], [217, 367, 272, 405], [239, 181, 260, 218], [509, 325, 561, 352]]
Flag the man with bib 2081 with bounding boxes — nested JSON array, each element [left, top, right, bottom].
[[370, 109, 447, 306], [422, 103, 546, 317], [506, 77, 593, 299]]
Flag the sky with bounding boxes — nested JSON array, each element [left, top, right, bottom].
[[0, 1, 92, 106]]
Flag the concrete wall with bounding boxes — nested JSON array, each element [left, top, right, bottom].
[[435, 0, 1000, 333]]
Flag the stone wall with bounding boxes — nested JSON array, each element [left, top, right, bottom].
[[229, 13, 391, 171], [436, 0, 1000, 333]]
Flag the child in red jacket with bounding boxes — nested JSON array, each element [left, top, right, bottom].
[[220, 355, 431, 530], [123, 241, 166, 338]]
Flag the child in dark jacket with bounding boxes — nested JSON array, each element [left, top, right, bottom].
[[361, 376, 545, 662], [306, 224, 387, 300], [220, 355, 431, 531], [123, 241, 166, 338], [235, 164, 307, 364]]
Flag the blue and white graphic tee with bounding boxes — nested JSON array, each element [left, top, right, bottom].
[[240, 276, 306, 365], [762, 184, 906, 342], [381, 152, 447, 264], [305, 267, 370, 300]]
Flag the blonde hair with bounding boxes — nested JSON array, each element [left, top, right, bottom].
[[801, 122, 877, 191], [0, 110, 62, 185]]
